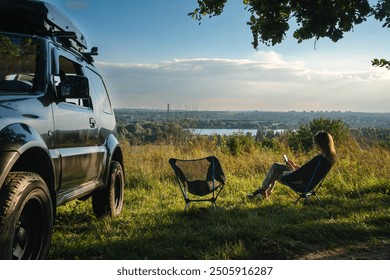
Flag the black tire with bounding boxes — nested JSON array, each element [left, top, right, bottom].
[[0, 172, 53, 260], [92, 161, 124, 218]]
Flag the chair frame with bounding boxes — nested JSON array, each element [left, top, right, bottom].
[[169, 156, 226, 211], [290, 178, 326, 206], [280, 156, 330, 206]]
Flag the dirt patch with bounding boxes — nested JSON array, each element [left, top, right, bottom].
[[300, 241, 390, 260]]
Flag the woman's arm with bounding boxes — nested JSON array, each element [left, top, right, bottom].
[[287, 160, 300, 170]]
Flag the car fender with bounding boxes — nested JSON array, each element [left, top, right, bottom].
[[103, 133, 123, 185], [0, 123, 56, 190]]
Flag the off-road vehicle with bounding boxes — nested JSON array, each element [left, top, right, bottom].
[[0, 0, 124, 259]]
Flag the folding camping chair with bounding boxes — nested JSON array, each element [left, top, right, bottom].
[[280, 155, 332, 206], [169, 156, 226, 211]]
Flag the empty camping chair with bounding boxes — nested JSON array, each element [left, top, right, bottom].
[[169, 156, 226, 211], [280, 155, 332, 206]]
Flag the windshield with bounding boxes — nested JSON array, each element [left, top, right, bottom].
[[0, 33, 40, 92]]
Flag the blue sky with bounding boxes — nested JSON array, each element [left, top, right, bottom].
[[47, 0, 390, 112]]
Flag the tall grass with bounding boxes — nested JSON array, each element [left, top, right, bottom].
[[48, 138, 390, 259]]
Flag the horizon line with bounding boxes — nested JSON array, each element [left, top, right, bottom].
[[114, 108, 390, 114]]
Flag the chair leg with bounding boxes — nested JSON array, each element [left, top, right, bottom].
[[293, 193, 313, 206], [314, 193, 323, 206], [305, 197, 312, 206], [184, 198, 191, 211], [300, 193, 324, 206]]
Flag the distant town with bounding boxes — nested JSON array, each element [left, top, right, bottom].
[[115, 109, 390, 130]]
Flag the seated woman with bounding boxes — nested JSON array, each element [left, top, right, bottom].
[[247, 131, 337, 199]]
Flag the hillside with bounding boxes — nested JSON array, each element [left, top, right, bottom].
[[49, 120, 390, 260]]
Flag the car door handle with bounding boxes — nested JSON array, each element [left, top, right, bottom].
[[89, 118, 97, 128]]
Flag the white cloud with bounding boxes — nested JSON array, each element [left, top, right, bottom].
[[96, 51, 390, 112]]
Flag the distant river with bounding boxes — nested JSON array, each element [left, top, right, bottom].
[[187, 128, 286, 136]]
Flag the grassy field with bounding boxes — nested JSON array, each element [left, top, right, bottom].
[[48, 138, 390, 260]]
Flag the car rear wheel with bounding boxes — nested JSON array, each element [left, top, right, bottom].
[[0, 172, 53, 260], [92, 161, 124, 218]]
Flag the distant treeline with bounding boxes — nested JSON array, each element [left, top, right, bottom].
[[351, 128, 390, 149], [118, 121, 190, 145], [117, 119, 390, 150]]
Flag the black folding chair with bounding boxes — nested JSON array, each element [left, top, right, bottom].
[[280, 155, 332, 206], [169, 156, 226, 211]]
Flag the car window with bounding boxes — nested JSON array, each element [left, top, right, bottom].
[[0, 34, 39, 92], [56, 55, 91, 108], [86, 67, 112, 114]]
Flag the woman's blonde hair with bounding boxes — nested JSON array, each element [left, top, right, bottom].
[[314, 131, 337, 165]]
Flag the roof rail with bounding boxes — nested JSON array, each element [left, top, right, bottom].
[[0, 0, 88, 52]]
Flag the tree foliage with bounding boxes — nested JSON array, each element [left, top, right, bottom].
[[373, 0, 390, 27], [189, 0, 390, 65], [372, 58, 390, 69]]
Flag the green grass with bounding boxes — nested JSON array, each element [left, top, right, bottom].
[[48, 141, 390, 259]]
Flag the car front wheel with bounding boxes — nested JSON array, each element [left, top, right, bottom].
[[0, 172, 53, 260]]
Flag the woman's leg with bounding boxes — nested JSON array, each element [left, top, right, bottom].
[[261, 163, 290, 191], [248, 163, 289, 199]]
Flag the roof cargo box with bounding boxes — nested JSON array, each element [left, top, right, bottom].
[[0, 0, 87, 51]]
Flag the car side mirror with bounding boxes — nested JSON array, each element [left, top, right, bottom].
[[59, 75, 89, 99]]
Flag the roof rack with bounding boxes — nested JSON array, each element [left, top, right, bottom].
[[0, 0, 88, 52]]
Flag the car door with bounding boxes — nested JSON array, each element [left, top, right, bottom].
[[51, 50, 103, 198]]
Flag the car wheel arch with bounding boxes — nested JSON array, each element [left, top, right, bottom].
[[104, 134, 124, 179], [10, 147, 57, 217], [1, 122, 55, 185], [0, 123, 57, 217]]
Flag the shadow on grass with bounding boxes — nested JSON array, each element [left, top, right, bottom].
[[48, 185, 390, 260]]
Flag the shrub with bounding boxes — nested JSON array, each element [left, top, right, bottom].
[[221, 132, 257, 156], [288, 118, 350, 151], [261, 137, 283, 152]]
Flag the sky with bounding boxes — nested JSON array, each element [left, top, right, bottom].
[[46, 0, 390, 112]]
